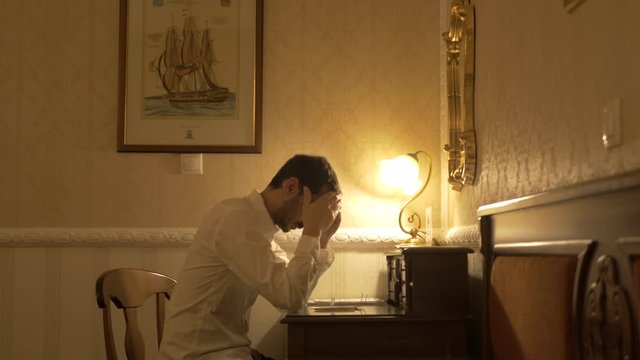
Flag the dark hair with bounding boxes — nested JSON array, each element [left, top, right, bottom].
[[268, 154, 340, 194]]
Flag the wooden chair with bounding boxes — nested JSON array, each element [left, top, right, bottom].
[[96, 268, 177, 360]]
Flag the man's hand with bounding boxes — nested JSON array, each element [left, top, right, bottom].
[[301, 187, 341, 238], [319, 212, 341, 249]]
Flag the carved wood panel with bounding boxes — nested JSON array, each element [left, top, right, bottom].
[[584, 255, 634, 360]]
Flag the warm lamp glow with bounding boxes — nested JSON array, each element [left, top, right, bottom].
[[379, 151, 433, 248], [379, 155, 422, 196]]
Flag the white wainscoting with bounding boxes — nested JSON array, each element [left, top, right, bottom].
[[0, 226, 479, 360]]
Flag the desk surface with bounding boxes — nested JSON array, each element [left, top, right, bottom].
[[281, 303, 473, 359], [283, 303, 402, 319], [282, 303, 472, 323]]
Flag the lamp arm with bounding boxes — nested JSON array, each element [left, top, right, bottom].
[[398, 151, 432, 237]]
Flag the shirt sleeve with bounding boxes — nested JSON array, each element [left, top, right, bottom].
[[307, 246, 335, 298], [211, 213, 334, 312], [316, 247, 335, 276]]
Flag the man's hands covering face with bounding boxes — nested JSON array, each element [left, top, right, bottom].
[[319, 212, 341, 249], [301, 187, 341, 244]]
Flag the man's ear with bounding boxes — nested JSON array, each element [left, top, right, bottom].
[[282, 177, 300, 196]]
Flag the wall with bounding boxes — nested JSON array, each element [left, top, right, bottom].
[[436, 0, 640, 353], [0, 0, 441, 230], [0, 0, 440, 359], [443, 0, 640, 228], [0, 230, 401, 360]]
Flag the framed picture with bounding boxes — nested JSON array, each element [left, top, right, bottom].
[[117, 0, 263, 153], [564, 0, 586, 12]]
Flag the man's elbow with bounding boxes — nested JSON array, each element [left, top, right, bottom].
[[270, 292, 306, 312]]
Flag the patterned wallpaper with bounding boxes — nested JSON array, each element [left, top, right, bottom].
[[445, 0, 640, 227], [8, 0, 637, 237], [0, 0, 441, 230]]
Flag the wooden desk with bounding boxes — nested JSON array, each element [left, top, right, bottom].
[[281, 303, 472, 359]]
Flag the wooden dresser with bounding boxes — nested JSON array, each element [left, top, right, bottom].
[[281, 247, 474, 359], [479, 170, 640, 359], [282, 304, 472, 360], [386, 247, 472, 317]]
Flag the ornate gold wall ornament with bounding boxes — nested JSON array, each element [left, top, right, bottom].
[[442, 0, 477, 191], [584, 255, 633, 360]]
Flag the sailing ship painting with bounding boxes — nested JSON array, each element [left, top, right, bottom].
[[143, 1, 237, 118]]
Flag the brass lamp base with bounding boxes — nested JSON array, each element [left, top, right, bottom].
[[396, 236, 430, 248]]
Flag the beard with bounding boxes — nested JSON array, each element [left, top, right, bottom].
[[272, 196, 303, 232]]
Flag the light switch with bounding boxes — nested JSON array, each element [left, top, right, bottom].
[[181, 154, 203, 175], [602, 98, 622, 149]]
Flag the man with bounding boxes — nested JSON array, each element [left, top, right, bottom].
[[159, 154, 342, 360]]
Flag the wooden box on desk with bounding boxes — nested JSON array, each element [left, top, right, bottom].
[[386, 246, 472, 317]]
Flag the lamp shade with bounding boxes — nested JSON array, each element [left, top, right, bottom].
[[380, 154, 422, 196]]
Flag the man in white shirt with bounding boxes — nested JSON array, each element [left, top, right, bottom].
[[159, 154, 342, 360]]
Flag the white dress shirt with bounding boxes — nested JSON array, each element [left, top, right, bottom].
[[159, 190, 334, 360]]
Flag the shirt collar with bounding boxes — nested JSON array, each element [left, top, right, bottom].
[[248, 190, 279, 238]]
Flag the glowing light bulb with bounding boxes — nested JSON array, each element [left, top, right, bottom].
[[379, 155, 421, 196]]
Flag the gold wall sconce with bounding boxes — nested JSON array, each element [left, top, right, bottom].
[[442, 0, 477, 191], [380, 151, 432, 247]]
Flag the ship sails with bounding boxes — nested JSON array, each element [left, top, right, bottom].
[[156, 16, 230, 103]]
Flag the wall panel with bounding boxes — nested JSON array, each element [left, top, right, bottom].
[[0, 227, 416, 360]]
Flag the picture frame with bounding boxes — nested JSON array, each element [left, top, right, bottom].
[[117, 0, 263, 153]]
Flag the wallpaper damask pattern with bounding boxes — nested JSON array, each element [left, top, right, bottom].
[[0, 0, 441, 231], [446, 0, 640, 227]]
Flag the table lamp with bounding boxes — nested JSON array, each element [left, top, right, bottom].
[[380, 150, 432, 247]]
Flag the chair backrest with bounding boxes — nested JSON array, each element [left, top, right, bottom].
[[96, 268, 177, 360]]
